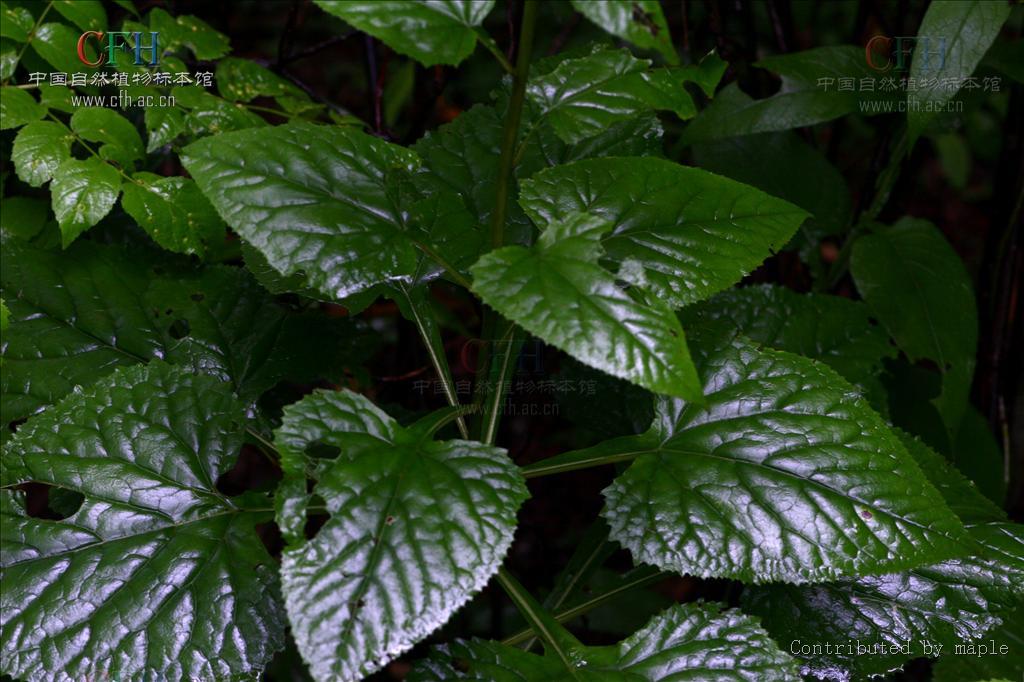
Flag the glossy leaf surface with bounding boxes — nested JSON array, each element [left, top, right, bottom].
[[538, 331, 968, 583], [471, 213, 702, 399], [275, 390, 528, 681], [314, 0, 495, 67], [1, 363, 285, 681], [183, 122, 421, 301], [569, 0, 677, 64], [520, 157, 809, 307]]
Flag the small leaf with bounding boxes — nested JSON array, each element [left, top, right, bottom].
[[50, 157, 122, 246], [314, 0, 495, 67], [173, 86, 267, 136], [411, 602, 801, 681], [0, 363, 285, 681], [520, 157, 809, 307], [0, 87, 44, 130], [471, 212, 702, 399], [526, 48, 702, 144], [144, 106, 186, 151], [30, 23, 87, 74], [70, 106, 145, 168], [11, 120, 72, 187], [851, 218, 977, 432], [274, 389, 528, 681], [536, 330, 969, 583], [182, 122, 422, 301], [570, 0, 677, 65], [908, 1, 1012, 145], [149, 8, 231, 60], [52, 0, 106, 31], [0, 2, 34, 41], [216, 57, 305, 102], [121, 173, 226, 257]]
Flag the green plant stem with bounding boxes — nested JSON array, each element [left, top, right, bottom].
[[398, 283, 470, 439], [496, 567, 581, 677], [46, 113, 143, 186], [476, 28, 515, 74], [502, 569, 665, 647], [520, 448, 651, 479], [245, 426, 280, 465], [411, 240, 473, 290], [489, 0, 538, 250], [479, 320, 519, 445]]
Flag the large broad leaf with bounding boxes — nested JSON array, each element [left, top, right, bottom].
[[52, 0, 105, 31], [314, 0, 495, 67], [471, 213, 702, 400], [183, 122, 421, 301], [274, 390, 528, 682], [410, 602, 801, 681], [0, 241, 365, 425], [569, 0, 677, 65], [519, 157, 809, 308], [743, 434, 1024, 679], [526, 49, 724, 144], [908, 1, 1012, 144], [680, 285, 896, 390], [0, 363, 285, 680], [851, 218, 977, 433], [679, 48, 897, 144], [528, 330, 969, 583]]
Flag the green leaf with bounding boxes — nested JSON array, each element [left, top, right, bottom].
[[680, 47, 896, 144], [953, 406, 1007, 506], [314, 0, 495, 67], [569, 1, 677, 65], [172, 87, 266, 136], [52, 0, 106, 31], [531, 330, 969, 583], [149, 8, 231, 60], [0, 196, 49, 242], [411, 602, 801, 681], [851, 218, 977, 432], [50, 157, 122, 246], [932, 605, 1024, 682], [0, 241, 365, 425], [0, 2, 34, 41], [144, 106, 186, 151], [519, 157, 810, 308], [38, 83, 74, 113], [908, 1, 1012, 145], [680, 285, 896, 390], [0, 298, 8, 332], [691, 130, 852, 237], [526, 49, 705, 144], [743, 435, 1022, 679], [182, 122, 421, 301], [0, 363, 285, 681], [216, 57, 304, 102], [70, 107, 145, 168], [30, 23, 87, 75], [0, 39, 18, 80], [471, 212, 702, 399], [121, 173, 226, 257], [274, 389, 528, 681], [0, 87, 44, 130], [11, 120, 73, 187]]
